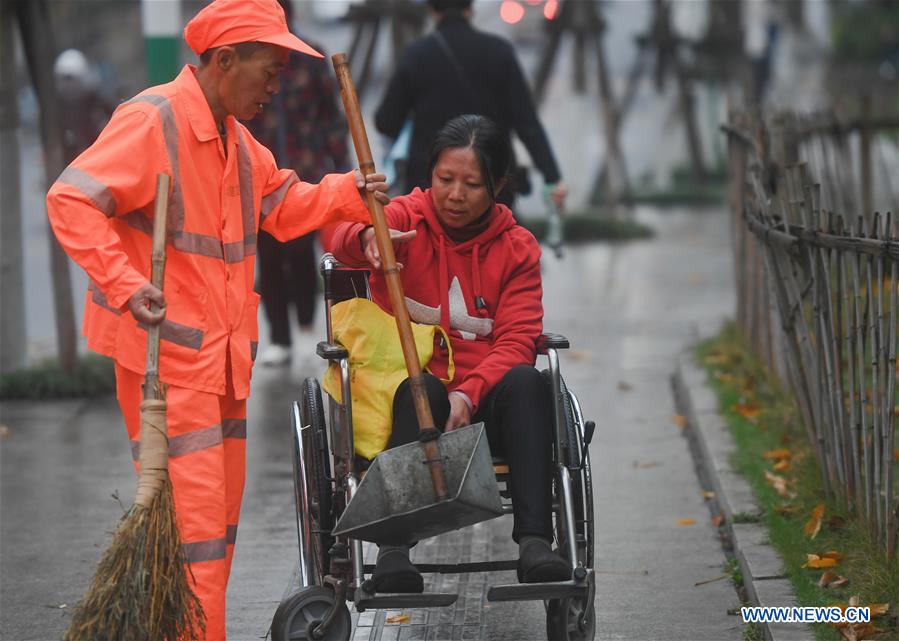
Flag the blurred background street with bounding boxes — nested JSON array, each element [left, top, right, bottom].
[[2, 1, 896, 640]]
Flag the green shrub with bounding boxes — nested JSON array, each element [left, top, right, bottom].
[[0, 355, 116, 399], [518, 213, 654, 243]]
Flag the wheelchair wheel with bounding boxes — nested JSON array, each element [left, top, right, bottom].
[[541, 370, 579, 468], [294, 378, 334, 582], [546, 595, 596, 641], [271, 586, 351, 641]]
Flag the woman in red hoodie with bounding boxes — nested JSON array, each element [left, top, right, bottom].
[[323, 114, 569, 591]]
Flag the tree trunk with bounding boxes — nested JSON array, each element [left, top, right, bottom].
[[0, 2, 26, 374], [15, 0, 78, 374]]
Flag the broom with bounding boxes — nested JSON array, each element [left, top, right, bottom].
[[65, 174, 204, 641]]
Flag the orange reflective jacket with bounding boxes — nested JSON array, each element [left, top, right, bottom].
[[47, 65, 369, 399]]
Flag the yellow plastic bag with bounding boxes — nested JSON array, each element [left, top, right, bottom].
[[322, 297, 454, 460]]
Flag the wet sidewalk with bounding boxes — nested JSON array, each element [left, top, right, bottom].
[[1, 205, 742, 641]]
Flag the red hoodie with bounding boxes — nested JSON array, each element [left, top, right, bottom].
[[322, 188, 543, 412]]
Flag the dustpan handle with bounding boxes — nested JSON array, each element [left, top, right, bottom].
[[332, 54, 449, 502]]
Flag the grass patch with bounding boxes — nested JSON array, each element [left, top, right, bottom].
[[517, 213, 654, 243], [698, 323, 898, 641], [629, 161, 727, 206], [0, 354, 116, 399]]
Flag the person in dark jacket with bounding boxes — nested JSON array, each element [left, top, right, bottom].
[[375, 0, 567, 210]]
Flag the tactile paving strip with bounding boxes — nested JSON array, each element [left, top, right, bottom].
[[350, 518, 517, 641]]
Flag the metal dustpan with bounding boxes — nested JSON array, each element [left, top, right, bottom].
[[332, 422, 503, 545], [331, 54, 502, 547]]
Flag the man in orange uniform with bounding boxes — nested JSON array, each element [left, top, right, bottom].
[[45, 1, 384, 638]]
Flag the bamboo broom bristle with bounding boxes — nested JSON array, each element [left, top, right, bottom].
[[64, 481, 204, 641]]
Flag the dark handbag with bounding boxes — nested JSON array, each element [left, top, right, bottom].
[[510, 164, 532, 196]]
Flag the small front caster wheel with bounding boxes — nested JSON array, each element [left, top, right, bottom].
[[271, 586, 351, 641], [546, 596, 595, 641]]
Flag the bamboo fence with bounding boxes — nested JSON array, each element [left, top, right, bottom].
[[722, 109, 899, 557]]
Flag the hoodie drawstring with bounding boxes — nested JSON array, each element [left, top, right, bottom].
[[471, 243, 487, 315], [438, 234, 450, 333]]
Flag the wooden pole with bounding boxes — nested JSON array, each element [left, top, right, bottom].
[[15, 0, 78, 374], [0, 2, 26, 374], [332, 53, 449, 502], [859, 95, 872, 223]]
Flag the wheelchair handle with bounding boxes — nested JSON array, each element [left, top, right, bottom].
[[332, 54, 449, 502]]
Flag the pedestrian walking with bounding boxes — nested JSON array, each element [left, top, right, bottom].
[[246, 0, 352, 366], [375, 0, 568, 211], [54, 48, 113, 164], [45, 1, 387, 638]]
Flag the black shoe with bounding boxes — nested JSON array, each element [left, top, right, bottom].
[[367, 548, 424, 593], [517, 540, 572, 583]]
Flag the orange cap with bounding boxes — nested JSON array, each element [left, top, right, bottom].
[[184, 0, 322, 58]]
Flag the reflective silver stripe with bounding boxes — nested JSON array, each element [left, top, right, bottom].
[[250, 341, 258, 361], [123, 209, 153, 236], [183, 538, 227, 564], [170, 424, 223, 458], [235, 128, 256, 246], [223, 240, 244, 263], [222, 418, 247, 439], [127, 94, 184, 234], [174, 231, 224, 260], [56, 167, 117, 217], [130, 423, 223, 461], [88, 281, 122, 315], [226, 524, 238, 545], [138, 318, 204, 351], [260, 172, 299, 224]]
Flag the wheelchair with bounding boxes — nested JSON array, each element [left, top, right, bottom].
[[271, 253, 597, 641]]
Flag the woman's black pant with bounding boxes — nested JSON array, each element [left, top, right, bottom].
[[258, 230, 317, 346], [389, 365, 554, 542]]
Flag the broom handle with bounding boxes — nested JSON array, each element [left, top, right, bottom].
[[143, 173, 170, 400], [332, 53, 449, 502]]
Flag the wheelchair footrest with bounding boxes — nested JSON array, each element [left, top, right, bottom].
[[487, 580, 589, 602], [355, 592, 458, 611]]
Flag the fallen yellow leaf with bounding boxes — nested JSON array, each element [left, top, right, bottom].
[[818, 570, 839, 588], [764, 470, 790, 497], [672, 414, 688, 428], [676, 518, 697, 526], [804, 503, 825, 539], [703, 353, 729, 366], [773, 459, 792, 472], [714, 371, 735, 383], [829, 576, 849, 589], [385, 614, 410, 624], [822, 551, 844, 561], [763, 448, 792, 460], [775, 503, 800, 516], [702, 491, 716, 499], [803, 554, 838, 569], [867, 603, 889, 617], [732, 403, 761, 421], [712, 515, 723, 527]]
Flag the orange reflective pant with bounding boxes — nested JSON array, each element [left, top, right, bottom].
[[115, 363, 247, 641]]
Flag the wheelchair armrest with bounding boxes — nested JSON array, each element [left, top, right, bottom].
[[537, 333, 570, 354], [316, 341, 348, 361]]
